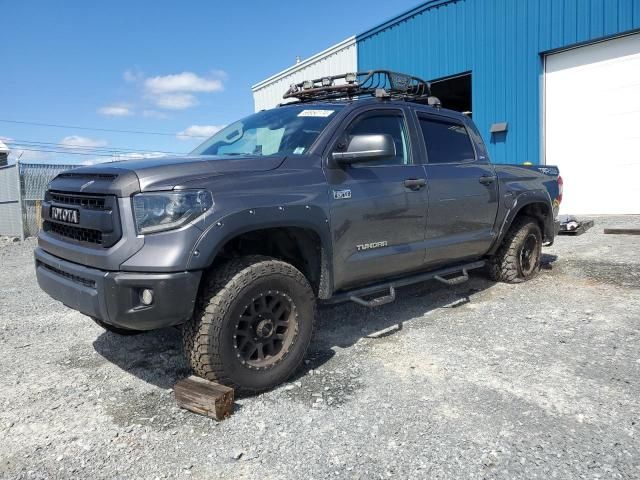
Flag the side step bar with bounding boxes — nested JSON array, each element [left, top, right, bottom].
[[434, 268, 469, 286], [326, 260, 486, 307], [350, 286, 396, 308]]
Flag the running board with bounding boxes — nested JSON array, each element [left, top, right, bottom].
[[434, 269, 469, 286], [326, 260, 486, 307], [350, 286, 396, 308]]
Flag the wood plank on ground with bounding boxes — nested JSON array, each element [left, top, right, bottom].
[[174, 375, 234, 421], [603, 228, 640, 235]]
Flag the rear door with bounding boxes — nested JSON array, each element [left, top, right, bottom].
[[325, 106, 428, 290], [413, 110, 499, 267]]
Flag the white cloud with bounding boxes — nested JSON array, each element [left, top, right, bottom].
[[142, 109, 168, 119], [123, 68, 144, 83], [0, 136, 49, 162], [101, 69, 225, 115], [210, 69, 228, 79], [97, 103, 133, 116], [60, 135, 108, 149], [145, 72, 223, 94], [8, 149, 52, 162], [152, 93, 198, 110], [177, 125, 224, 141], [115, 151, 167, 161]]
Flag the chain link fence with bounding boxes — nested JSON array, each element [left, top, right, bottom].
[[19, 162, 80, 237], [0, 162, 83, 238]]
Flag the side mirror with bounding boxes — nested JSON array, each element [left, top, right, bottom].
[[332, 134, 396, 165]]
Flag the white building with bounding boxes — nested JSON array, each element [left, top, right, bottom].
[[251, 36, 357, 112], [0, 139, 9, 167]]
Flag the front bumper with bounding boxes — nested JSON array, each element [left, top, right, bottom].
[[35, 248, 202, 331]]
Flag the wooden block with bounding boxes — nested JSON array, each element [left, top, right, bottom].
[[174, 375, 234, 421], [604, 228, 640, 235]]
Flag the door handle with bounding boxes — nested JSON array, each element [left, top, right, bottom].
[[404, 178, 427, 191], [479, 175, 496, 185]]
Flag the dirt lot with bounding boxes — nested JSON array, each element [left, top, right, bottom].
[[1, 216, 639, 479]]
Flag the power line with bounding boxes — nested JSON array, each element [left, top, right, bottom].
[[9, 147, 119, 157], [7, 139, 184, 156], [0, 118, 210, 138]]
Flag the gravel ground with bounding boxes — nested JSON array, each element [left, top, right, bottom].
[[1, 216, 639, 479]]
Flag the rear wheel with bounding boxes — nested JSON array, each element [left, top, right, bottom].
[[487, 216, 543, 283], [183, 256, 315, 394]]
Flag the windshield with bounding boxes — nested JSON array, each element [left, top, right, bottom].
[[191, 105, 343, 157]]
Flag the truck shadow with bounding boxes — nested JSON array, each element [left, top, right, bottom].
[[93, 254, 558, 394]]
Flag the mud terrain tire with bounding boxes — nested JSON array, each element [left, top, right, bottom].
[[183, 256, 315, 394], [487, 216, 543, 283]]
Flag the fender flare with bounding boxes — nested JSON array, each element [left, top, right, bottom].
[[187, 205, 334, 294], [489, 191, 554, 255]]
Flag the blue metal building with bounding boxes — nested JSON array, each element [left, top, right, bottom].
[[356, 0, 640, 166], [254, 0, 640, 212]]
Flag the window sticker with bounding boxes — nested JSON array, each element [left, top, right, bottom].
[[293, 147, 305, 154], [297, 109, 335, 118]]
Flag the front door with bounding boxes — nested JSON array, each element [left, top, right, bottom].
[[415, 112, 499, 267], [325, 108, 428, 291]]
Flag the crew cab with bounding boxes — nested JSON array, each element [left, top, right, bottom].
[[35, 71, 562, 393]]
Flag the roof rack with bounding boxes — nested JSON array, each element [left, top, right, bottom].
[[283, 70, 441, 107]]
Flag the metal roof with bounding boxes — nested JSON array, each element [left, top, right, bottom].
[[251, 36, 356, 91]]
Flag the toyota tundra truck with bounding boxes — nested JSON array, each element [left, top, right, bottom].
[[35, 71, 562, 393]]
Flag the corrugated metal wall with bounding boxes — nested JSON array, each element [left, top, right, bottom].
[[0, 162, 82, 238], [252, 37, 357, 111], [0, 165, 23, 238], [357, 0, 640, 165]]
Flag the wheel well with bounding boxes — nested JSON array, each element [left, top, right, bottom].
[[516, 203, 550, 239], [213, 227, 327, 297]]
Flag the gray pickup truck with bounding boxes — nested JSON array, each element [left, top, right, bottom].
[[35, 71, 562, 393]]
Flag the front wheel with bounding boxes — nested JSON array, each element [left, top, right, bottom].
[[487, 216, 543, 283], [183, 256, 315, 394]]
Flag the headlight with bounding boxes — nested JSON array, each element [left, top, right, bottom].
[[132, 190, 213, 234]]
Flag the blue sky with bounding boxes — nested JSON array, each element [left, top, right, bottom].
[[0, 0, 419, 163]]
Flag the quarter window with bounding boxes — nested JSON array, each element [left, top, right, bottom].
[[418, 117, 475, 164]]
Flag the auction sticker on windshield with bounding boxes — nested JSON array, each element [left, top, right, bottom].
[[297, 109, 335, 118]]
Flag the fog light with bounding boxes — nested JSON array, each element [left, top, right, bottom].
[[302, 80, 314, 89], [321, 77, 332, 87], [140, 289, 154, 306], [345, 72, 357, 83]]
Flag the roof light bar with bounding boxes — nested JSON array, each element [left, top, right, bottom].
[[283, 70, 433, 106]]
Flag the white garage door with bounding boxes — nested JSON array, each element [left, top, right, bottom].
[[545, 33, 640, 214]]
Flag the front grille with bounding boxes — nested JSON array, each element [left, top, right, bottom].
[[43, 221, 103, 245], [50, 192, 106, 210], [43, 190, 121, 248], [38, 262, 96, 288]]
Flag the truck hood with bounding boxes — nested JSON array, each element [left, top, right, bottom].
[[48, 155, 286, 196]]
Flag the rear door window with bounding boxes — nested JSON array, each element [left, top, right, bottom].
[[418, 116, 476, 164]]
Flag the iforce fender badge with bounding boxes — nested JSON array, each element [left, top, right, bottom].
[[333, 189, 352, 200]]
